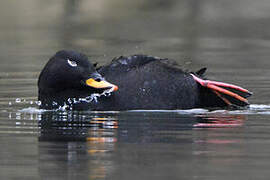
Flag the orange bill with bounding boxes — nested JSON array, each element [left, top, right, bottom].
[[85, 78, 118, 91]]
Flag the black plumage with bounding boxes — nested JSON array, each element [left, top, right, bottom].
[[96, 55, 243, 110], [38, 51, 252, 110]]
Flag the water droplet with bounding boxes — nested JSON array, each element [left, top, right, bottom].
[[36, 101, 41, 106], [120, 59, 128, 65], [68, 98, 72, 104], [15, 112, 21, 120]]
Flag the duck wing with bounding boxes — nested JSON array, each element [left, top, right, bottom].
[[98, 55, 170, 74]]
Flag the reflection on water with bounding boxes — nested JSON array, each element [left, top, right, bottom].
[[2, 105, 270, 179], [38, 111, 246, 142], [2, 102, 270, 179], [194, 113, 244, 128], [35, 110, 247, 179]]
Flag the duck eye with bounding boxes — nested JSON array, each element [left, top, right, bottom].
[[67, 59, 77, 67], [95, 78, 102, 82]]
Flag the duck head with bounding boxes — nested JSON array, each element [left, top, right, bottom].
[[38, 50, 118, 109]]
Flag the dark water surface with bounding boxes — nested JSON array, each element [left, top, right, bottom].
[[1, 0, 270, 179]]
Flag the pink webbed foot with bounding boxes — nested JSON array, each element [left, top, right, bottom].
[[191, 74, 252, 107]]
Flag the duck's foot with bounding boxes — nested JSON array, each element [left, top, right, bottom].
[[191, 74, 252, 107]]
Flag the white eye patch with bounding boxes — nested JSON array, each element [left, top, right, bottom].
[[67, 59, 78, 67]]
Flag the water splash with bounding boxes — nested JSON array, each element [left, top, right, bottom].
[[129, 108, 209, 114], [51, 86, 115, 110], [7, 96, 270, 116], [249, 104, 270, 110], [128, 104, 270, 115], [19, 107, 47, 113]]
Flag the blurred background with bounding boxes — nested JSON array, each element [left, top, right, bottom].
[[1, 0, 270, 104]]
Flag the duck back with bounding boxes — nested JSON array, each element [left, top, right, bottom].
[[97, 55, 200, 110]]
